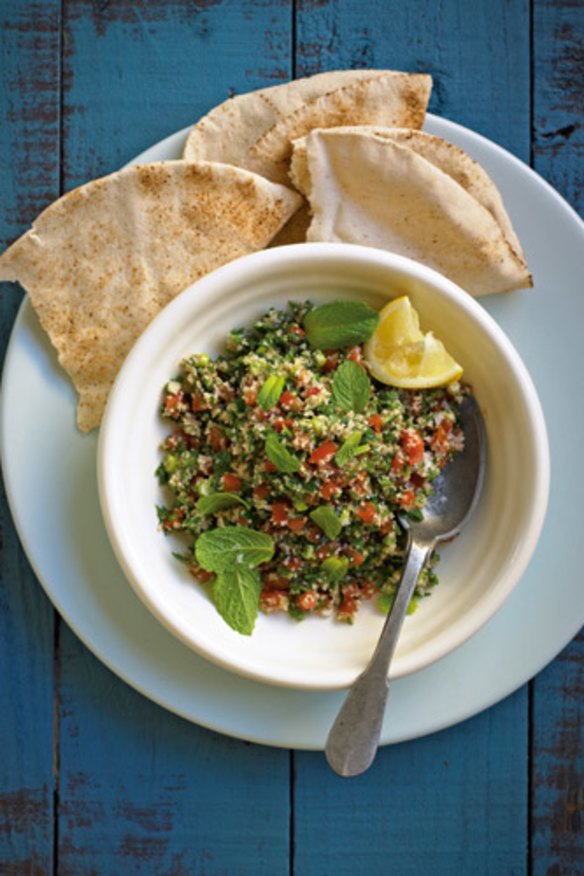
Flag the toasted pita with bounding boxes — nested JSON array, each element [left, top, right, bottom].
[[0, 161, 301, 431], [291, 126, 524, 258], [291, 129, 531, 296], [241, 72, 432, 185], [183, 70, 390, 165]]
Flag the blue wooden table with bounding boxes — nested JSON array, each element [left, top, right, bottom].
[[1, 2, 582, 873]]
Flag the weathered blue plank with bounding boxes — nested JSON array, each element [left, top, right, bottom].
[[55, 2, 293, 873], [294, 691, 527, 876], [531, 634, 583, 876], [295, 0, 531, 159], [57, 625, 290, 875], [292, 2, 532, 872], [62, 0, 293, 187], [531, 3, 583, 871], [0, 3, 60, 873], [532, 0, 583, 214]]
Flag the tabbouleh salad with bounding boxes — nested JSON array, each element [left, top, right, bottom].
[[156, 300, 466, 635]]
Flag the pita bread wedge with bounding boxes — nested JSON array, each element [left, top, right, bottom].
[[292, 125, 524, 257], [0, 160, 301, 431], [241, 72, 432, 185], [183, 69, 390, 165], [291, 128, 531, 296]]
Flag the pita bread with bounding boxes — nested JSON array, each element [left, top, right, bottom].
[[183, 70, 390, 165], [241, 72, 432, 185], [0, 160, 301, 431], [291, 128, 531, 296], [291, 126, 524, 258]]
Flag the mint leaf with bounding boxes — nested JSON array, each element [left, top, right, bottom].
[[213, 566, 261, 635], [335, 431, 364, 467], [332, 361, 371, 413], [309, 505, 343, 539], [320, 556, 350, 583], [196, 492, 249, 515], [257, 374, 286, 409], [265, 433, 301, 473], [303, 301, 378, 349], [195, 526, 274, 573]]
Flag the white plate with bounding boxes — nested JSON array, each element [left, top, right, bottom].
[[1, 116, 583, 748]]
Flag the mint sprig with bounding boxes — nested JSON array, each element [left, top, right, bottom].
[[196, 492, 249, 515], [309, 505, 343, 540], [335, 431, 364, 467], [332, 360, 371, 413], [195, 526, 275, 636], [213, 566, 262, 635], [265, 432, 301, 473], [303, 300, 378, 350], [321, 556, 350, 583], [258, 374, 286, 410], [195, 526, 274, 573]]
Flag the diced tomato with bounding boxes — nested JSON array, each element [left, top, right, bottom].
[[191, 393, 207, 412], [209, 426, 228, 451], [305, 386, 321, 397], [410, 472, 426, 488], [271, 502, 289, 525], [380, 518, 394, 535], [243, 387, 258, 406], [190, 566, 215, 583], [260, 589, 289, 612], [305, 524, 322, 544], [347, 548, 365, 566], [273, 417, 295, 433], [264, 460, 278, 473], [297, 591, 318, 612], [280, 391, 302, 412], [163, 391, 185, 418], [360, 580, 377, 600], [263, 574, 291, 591], [282, 556, 302, 571], [346, 346, 362, 363], [322, 351, 339, 372], [316, 543, 334, 560], [161, 507, 185, 531], [309, 440, 338, 465], [401, 429, 425, 466], [431, 422, 452, 453], [338, 583, 360, 617], [357, 502, 377, 525], [222, 472, 241, 492], [399, 489, 416, 509], [253, 482, 271, 501], [368, 414, 383, 433], [287, 517, 306, 534], [219, 384, 235, 402], [391, 450, 405, 474], [290, 324, 305, 336], [320, 481, 337, 501]]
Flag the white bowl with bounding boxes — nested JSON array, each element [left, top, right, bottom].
[[97, 243, 550, 690]]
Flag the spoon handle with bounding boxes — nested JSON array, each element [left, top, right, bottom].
[[325, 534, 434, 777]]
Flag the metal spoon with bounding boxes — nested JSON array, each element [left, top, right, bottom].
[[325, 394, 487, 777]]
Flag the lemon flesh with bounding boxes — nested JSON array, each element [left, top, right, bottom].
[[364, 296, 463, 389]]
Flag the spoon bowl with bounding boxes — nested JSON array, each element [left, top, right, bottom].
[[325, 394, 487, 777]]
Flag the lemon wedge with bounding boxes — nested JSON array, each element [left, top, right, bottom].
[[364, 296, 463, 389]]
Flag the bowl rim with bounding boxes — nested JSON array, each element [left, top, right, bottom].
[[97, 242, 551, 690]]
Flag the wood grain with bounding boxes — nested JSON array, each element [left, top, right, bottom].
[[293, 2, 533, 872], [55, 2, 293, 873], [530, 6, 583, 873], [0, 3, 61, 874], [0, 1, 581, 873]]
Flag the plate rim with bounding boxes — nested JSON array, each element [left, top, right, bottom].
[[1, 113, 583, 749]]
